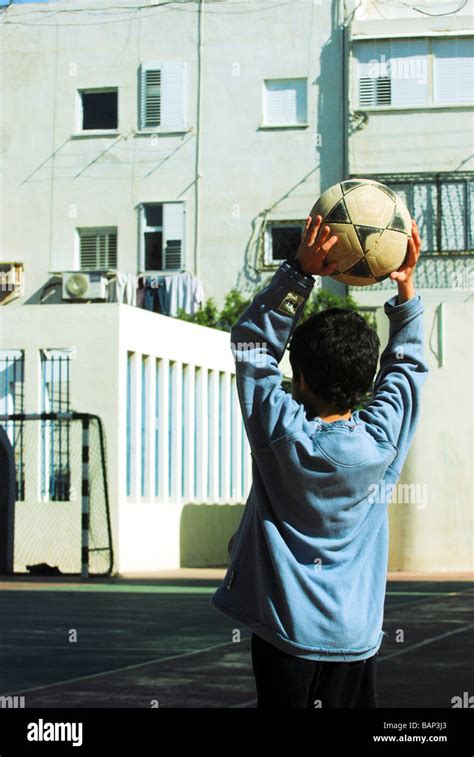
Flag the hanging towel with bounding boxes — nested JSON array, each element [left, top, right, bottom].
[[114, 272, 128, 303], [111, 273, 139, 305], [164, 272, 205, 316], [125, 274, 138, 306]]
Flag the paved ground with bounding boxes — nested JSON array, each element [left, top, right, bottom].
[[0, 572, 472, 708]]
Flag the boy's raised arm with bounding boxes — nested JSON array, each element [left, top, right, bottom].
[[230, 261, 314, 451], [357, 221, 429, 479], [231, 216, 338, 450]]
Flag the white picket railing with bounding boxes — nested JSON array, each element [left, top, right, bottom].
[[125, 351, 252, 505]]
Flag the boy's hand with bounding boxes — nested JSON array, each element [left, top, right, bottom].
[[390, 219, 421, 283], [295, 215, 339, 277], [390, 219, 421, 302]]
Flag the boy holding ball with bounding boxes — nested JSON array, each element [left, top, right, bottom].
[[211, 215, 426, 708]]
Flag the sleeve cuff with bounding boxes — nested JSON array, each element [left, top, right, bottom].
[[384, 292, 423, 321], [276, 260, 316, 294]]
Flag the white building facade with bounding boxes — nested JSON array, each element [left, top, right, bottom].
[[0, 0, 472, 573], [347, 1, 474, 572]]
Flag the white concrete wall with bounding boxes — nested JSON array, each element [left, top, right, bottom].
[[0, 296, 472, 573], [371, 300, 474, 572], [0, 303, 252, 573]]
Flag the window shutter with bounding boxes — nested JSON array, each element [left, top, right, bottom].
[[356, 40, 387, 106], [359, 76, 391, 106], [433, 37, 474, 105], [139, 62, 186, 129], [358, 75, 376, 107], [389, 38, 429, 107], [163, 203, 184, 270], [356, 38, 428, 107], [139, 66, 161, 129], [106, 233, 118, 268], [162, 62, 186, 129], [80, 234, 98, 269], [354, 40, 382, 108], [80, 231, 117, 269], [263, 79, 307, 124]]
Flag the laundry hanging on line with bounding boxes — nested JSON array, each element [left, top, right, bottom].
[[140, 271, 204, 316], [108, 272, 139, 306]]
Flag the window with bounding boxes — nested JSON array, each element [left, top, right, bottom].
[[41, 349, 72, 502], [433, 37, 474, 105], [354, 36, 474, 108], [264, 220, 304, 265], [352, 173, 474, 254], [0, 350, 25, 500], [263, 78, 307, 126], [78, 89, 118, 130], [138, 62, 186, 130], [78, 228, 117, 270], [139, 203, 184, 271]]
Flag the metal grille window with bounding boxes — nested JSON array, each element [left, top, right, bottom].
[[79, 229, 117, 270], [354, 36, 473, 108], [0, 350, 25, 500], [41, 349, 72, 502], [264, 221, 304, 265], [351, 173, 474, 254]]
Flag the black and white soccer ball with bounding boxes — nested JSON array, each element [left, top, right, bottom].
[[310, 178, 412, 286]]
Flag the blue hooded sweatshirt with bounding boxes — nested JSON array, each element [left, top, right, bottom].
[[210, 259, 429, 661]]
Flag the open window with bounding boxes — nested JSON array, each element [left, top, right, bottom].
[[139, 203, 184, 272], [77, 88, 118, 131]]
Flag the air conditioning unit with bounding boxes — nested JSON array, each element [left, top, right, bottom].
[[62, 271, 108, 301]]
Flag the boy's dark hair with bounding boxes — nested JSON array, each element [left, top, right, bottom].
[[288, 308, 380, 412]]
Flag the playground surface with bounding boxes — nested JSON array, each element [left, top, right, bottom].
[[0, 570, 472, 709]]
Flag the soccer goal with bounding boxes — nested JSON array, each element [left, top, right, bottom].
[[0, 412, 113, 578]]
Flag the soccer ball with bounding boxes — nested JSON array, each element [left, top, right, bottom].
[[310, 179, 412, 286]]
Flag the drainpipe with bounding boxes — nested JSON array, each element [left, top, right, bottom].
[[194, 0, 205, 279], [342, 15, 350, 180]]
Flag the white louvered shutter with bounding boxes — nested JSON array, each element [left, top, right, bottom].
[[263, 79, 307, 125], [356, 40, 389, 107], [139, 66, 161, 129], [389, 38, 429, 106], [163, 203, 184, 270], [433, 37, 474, 105], [355, 39, 429, 107], [80, 231, 117, 269], [161, 62, 186, 130], [139, 62, 186, 130]]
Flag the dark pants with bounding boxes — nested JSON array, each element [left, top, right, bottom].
[[251, 632, 378, 709]]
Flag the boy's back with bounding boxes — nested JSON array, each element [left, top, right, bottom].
[[210, 215, 428, 702]]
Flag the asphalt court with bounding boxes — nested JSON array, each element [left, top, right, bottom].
[[0, 577, 472, 708]]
